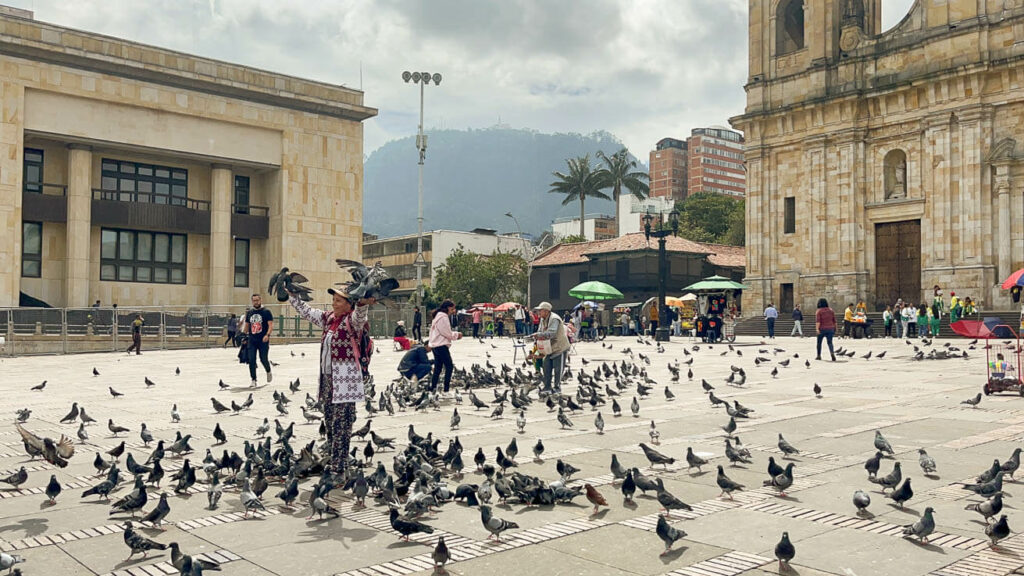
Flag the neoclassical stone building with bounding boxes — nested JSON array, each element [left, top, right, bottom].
[[732, 0, 1024, 312]]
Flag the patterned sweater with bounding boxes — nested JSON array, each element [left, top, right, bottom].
[[289, 295, 369, 404]]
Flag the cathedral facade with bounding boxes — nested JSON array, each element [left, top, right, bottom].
[[731, 0, 1024, 312]]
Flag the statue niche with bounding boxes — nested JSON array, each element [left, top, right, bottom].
[[884, 149, 908, 200]]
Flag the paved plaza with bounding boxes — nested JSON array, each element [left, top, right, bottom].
[[1, 334, 1023, 576]]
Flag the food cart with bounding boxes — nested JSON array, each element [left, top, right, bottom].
[[682, 275, 749, 343]]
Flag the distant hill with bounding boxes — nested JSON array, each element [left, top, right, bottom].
[[363, 127, 636, 238]]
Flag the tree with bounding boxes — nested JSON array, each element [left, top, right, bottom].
[[431, 245, 527, 306], [549, 154, 611, 237], [560, 234, 589, 244], [597, 148, 649, 230], [674, 192, 745, 246]]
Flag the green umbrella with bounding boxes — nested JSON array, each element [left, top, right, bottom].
[[568, 281, 624, 300], [683, 275, 749, 291]]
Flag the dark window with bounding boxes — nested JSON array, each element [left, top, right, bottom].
[[100, 228, 187, 284], [23, 148, 43, 193], [234, 239, 250, 287], [777, 0, 805, 55], [548, 272, 560, 298], [234, 175, 250, 214], [784, 197, 796, 234], [21, 221, 42, 277], [578, 270, 589, 284], [100, 159, 188, 206], [615, 260, 630, 283]]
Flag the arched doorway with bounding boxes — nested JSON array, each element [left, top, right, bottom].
[[875, 220, 921, 309]]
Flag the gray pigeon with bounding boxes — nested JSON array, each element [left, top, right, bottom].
[[869, 462, 902, 493], [480, 504, 518, 541], [334, 259, 399, 300], [902, 506, 935, 543], [716, 465, 745, 499], [122, 520, 166, 559], [0, 552, 24, 574], [986, 514, 1011, 548], [774, 531, 795, 569], [853, 490, 871, 515], [778, 433, 799, 458], [874, 430, 895, 455], [962, 471, 1004, 497], [961, 392, 982, 408], [240, 478, 266, 518], [1001, 448, 1022, 480], [45, 474, 62, 504], [918, 449, 937, 476], [267, 267, 313, 302], [1, 467, 28, 490], [139, 492, 171, 528], [965, 493, 1002, 524], [686, 447, 708, 472], [656, 515, 687, 556], [432, 535, 450, 572], [888, 478, 914, 509], [764, 463, 795, 497]]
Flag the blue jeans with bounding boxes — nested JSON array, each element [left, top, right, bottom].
[[515, 320, 525, 335], [766, 317, 776, 338], [816, 329, 835, 359]]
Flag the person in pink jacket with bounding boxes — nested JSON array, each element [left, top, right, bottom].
[[429, 299, 461, 394]]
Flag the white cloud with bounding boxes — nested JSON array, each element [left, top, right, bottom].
[[5, 0, 912, 158]]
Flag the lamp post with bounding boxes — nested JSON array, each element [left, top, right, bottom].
[[643, 209, 679, 342], [505, 212, 533, 308], [402, 70, 442, 305]]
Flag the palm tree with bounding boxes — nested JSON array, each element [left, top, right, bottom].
[[597, 148, 650, 234], [549, 155, 611, 238]]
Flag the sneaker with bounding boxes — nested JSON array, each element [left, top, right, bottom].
[[267, 371, 273, 383], [831, 355, 837, 361], [251, 379, 258, 387], [815, 356, 821, 361]]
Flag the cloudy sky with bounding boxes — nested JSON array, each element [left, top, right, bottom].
[[7, 0, 916, 158]]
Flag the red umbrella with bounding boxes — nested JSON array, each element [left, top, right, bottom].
[[950, 320, 993, 339], [1002, 268, 1024, 290], [494, 302, 519, 312], [471, 303, 496, 311]]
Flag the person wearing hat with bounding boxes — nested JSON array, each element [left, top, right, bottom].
[[394, 320, 411, 351], [287, 285, 375, 474], [429, 299, 462, 395], [530, 302, 570, 394]]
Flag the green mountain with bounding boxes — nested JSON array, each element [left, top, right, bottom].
[[363, 127, 635, 238]]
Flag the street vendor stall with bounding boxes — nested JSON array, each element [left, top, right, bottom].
[[683, 275, 749, 343]]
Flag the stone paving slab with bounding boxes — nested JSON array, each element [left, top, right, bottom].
[[1, 336, 1022, 575]]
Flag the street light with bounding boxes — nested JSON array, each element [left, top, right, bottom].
[[643, 209, 680, 342], [402, 70, 443, 305], [505, 212, 533, 309]]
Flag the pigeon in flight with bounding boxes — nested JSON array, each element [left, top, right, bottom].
[[334, 259, 400, 300], [268, 267, 313, 302]]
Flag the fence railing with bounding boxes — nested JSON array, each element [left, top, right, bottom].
[[0, 303, 448, 356]]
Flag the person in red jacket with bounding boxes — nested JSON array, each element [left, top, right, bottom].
[[815, 298, 837, 361]]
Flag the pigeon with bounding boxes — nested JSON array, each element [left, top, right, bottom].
[[777, 433, 799, 458], [963, 472, 1004, 497], [764, 463, 795, 497], [584, 484, 607, 514], [869, 462, 902, 492], [275, 476, 298, 509], [212, 423, 227, 445], [961, 393, 982, 408], [16, 423, 75, 468], [93, 367, 100, 376], [725, 438, 752, 466], [594, 411, 605, 434], [1, 467, 28, 490], [139, 492, 171, 529], [716, 465, 745, 499], [630, 396, 640, 417], [80, 407, 96, 425], [334, 259, 399, 300], [480, 504, 518, 541], [774, 531, 796, 569], [813, 383, 822, 398], [686, 447, 708, 473], [505, 438, 518, 462], [640, 443, 675, 469], [240, 478, 266, 518], [976, 460, 1003, 484], [556, 459, 580, 480], [307, 483, 340, 520], [664, 387, 675, 401], [721, 417, 737, 437], [966, 493, 1003, 524], [902, 506, 935, 543], [649, 421, 660, 444], [268, 267, 313, 301], [516, 410, 526, 433], [655, 478, 692, 517], [918, 449, 937, 476], [108, 419, 129, 437], [986, 515, 1011, 549], [433, 536, 450, 573], [45, 474, 62, 503], [874, 430, 895, 455], [864, 451, 883, 478], [107, 441, 126, 461], [169, 543, 221, 574], [211, 398, 229, 414], [389, 507, 434, 540], [15, 408, 30, 423], [170, 404, 180, 423], [218, 380, 230, 390], [0, 553, 24, 574], [59, 402, 79, 424], [656, 515, 687, 556], [30, 380, 46, 391], [1001, 448, 1022, 480], [145, 377, 156, 388], [109, 386, 123, 398], [853, 490, 871, 515], [887, 478, 914, 509], [533, 439, 545, 461], [122, 520, 167, 559]]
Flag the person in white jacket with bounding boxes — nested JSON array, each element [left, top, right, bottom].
[[428, 299, 461, 394]]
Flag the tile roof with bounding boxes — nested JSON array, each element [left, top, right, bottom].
[[532, 233, 745, 268]]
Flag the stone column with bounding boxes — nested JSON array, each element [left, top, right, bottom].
[[996, 169, 1012, 282], [66, 145, 92, 308], [209, 164, 232, 306]]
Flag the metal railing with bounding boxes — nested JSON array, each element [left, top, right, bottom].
[[232, 203, 269, 216], [23, 182, 68, 196], [0, 303, 474, 356], [92, 189, 211, 211]]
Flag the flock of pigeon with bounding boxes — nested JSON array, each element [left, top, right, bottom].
[[1, 333, 1016, 575]]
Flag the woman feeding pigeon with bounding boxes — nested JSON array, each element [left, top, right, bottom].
[[286, 282, 375, 475]]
